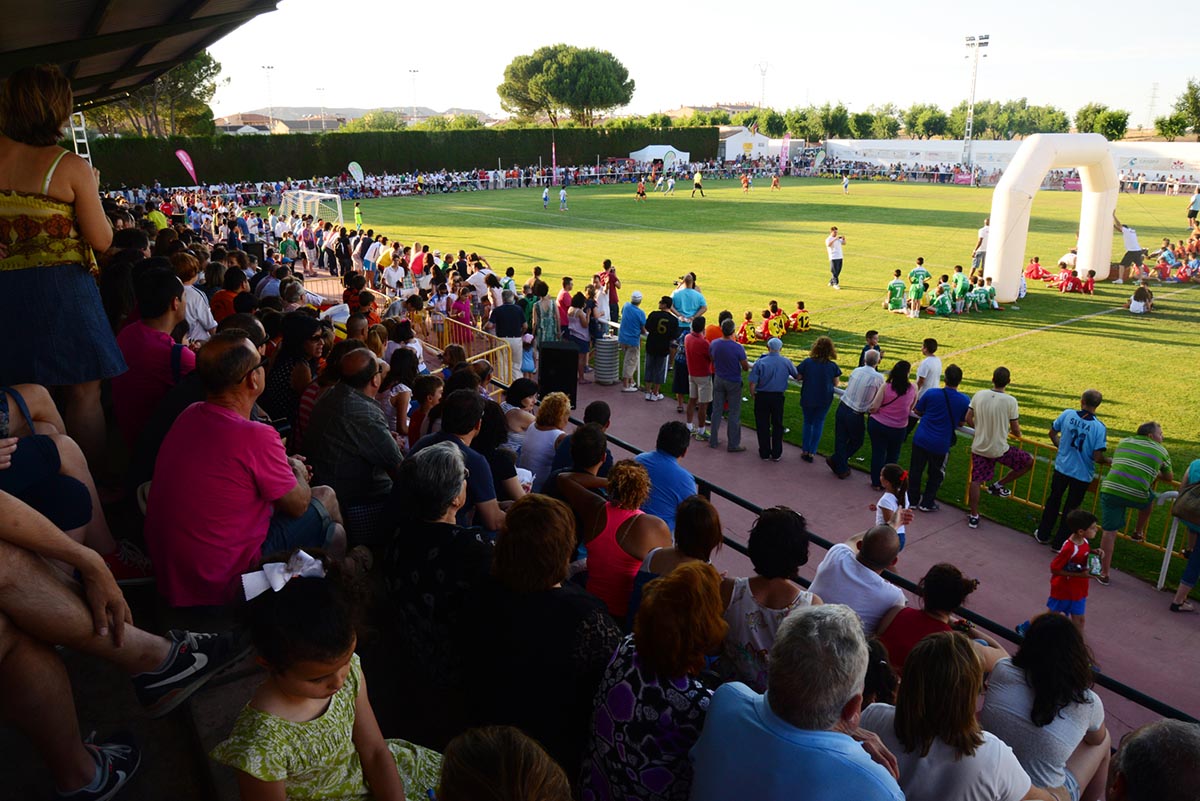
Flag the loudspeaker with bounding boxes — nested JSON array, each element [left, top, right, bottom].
[[243, 240, 266, 264], [538, 340, 579, 408]]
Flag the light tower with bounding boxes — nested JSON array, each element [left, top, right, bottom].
[[262, 65, 275, 133], [962, 35, 989, 168], [409, 69, 419, 124], [757, 62, 769, 109]]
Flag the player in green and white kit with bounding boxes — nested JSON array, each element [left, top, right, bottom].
[[927, 285, 953, 316], [907, 278, 926, 318], [884, 269, 906, 312], [951, 265, 970, 314], [983, 277, 1001, 310], [354, 202, 363, 231], [908, 257, 931, 285]]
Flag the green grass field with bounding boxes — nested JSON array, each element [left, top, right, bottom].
[[349, 178, 1200, 589]]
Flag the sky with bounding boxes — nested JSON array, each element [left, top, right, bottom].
[[208, 0, 1185, 129]]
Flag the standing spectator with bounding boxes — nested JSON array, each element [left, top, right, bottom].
[[485, 289, 526, 381], [972, 217, 990, 274], [907, 364, 969, 511], [825, 226, 847, 289], [911, 338, 941, 433], [709, 318, 750, 452], [634, 422, 698, 533], [1096, 422, 1172, 585], [1107, 719, 1200, 801], [670, 273, 708, 328], [1037, 390, 1109, 548], [1112, 219, 1143, 283], [642, 295, 676, 401], [866, 361, 916, 490], [829, 350, 884, 478], [1168, 456, 1200, 613], [795, 336, 842, 462], [603, 259, 621, 323], [859, 329, 883, 367], [964, 367, 1033, 530], [556, 276, 574, 335], [748, 338, 797, 462], [684, 317, 713, 440], [809, 525, 905, 635], [617, 290, 646, 392], [689, 605, 904, 801]]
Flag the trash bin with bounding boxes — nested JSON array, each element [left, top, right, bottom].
[[592, 336, 619, 385]]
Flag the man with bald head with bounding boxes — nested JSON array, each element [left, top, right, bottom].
[[809, 525, 906, 634], [1107, 719, 1200, 801], [303, 347, 404, 507], [145, 330, 346, 607], [345, 312, 369, 342]]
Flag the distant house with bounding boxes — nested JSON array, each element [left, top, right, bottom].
[[718, 126, 772, 160], [271, 116, 344, 134], [214, 112, 344, 135]]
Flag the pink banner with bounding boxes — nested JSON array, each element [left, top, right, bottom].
[[1063, 177, 1082, 191], [953, 173, 973, 185], [174, 149, 198, 184], [779, 133, 791, 172], [551, 140, 557, 186]]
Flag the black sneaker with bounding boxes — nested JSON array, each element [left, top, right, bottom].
[[967, 515, 980, 529], [58, 732, 141, 801], [917, 503, 939, 513], [1034, 528, 1052, 545], [988, 483, 1012, 498], [133, 630, 248, 718]]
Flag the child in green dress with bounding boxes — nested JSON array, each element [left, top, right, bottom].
[[212, 551, 441, 800]]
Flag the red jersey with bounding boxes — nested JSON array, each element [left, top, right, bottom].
[[684, 332, 713, 377], [735, 321, 752, 344], [1050, 539, 1091, 601], [1081, 277, 1095, 294], [877, 608, 952, 672]]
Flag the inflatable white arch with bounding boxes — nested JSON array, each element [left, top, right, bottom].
[[985, 133, 1119, 302]]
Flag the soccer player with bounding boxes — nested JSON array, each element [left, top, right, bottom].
[[908, 257, 931, 285], [788, 301, 810, 332], [559, 187, 568, 212], [636, 177, 647, 202], [542, 186, 549, 209], [691, 169, 704, 198], [736, 311, 754, 344], [925, 284, 954, 316], [666, 176, 676, 195], [951, 265, 970, 314], [842, 174, 850, 194], [354, 201, 363, 231], [984, 277, 1002, 309], [907, 278, 926, 318], [741, 173, 750, 194], [654, 174, 665, 192], [884, 269, 906, 312], [770, 174, 781, 190]]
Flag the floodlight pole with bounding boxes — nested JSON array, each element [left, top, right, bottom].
[[757, 62, 769, 109], [962, 35, 988, 168], [317, 87, 326, 131], [409, 70, 419, 124], [262, 65, 274, 133]]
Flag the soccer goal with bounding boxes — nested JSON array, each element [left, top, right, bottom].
[[279, 190, 344, 226]]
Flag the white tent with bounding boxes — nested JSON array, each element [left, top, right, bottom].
[[629, 144, 690, 170]]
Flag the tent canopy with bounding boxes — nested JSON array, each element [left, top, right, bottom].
[[629, 144, 690, 167]]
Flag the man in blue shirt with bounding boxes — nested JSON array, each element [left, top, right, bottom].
[[748, 338, 797, 461], [1039, 389, 1109, 548], [670, 273, 707, 330], [634, 422, 697, 532], [907, 364, 970, 511], [709, 318, 750, 452], [690, 605, 904, 801], [617, 291, 647, 392]]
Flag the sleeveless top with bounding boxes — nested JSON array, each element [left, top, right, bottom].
[[534, 299, 559, 344], [877, 608, 951, 672], [500, 401, 527, 453], [518, 424, 565, 492], [719, 577, 814, 692], [0, 151, 99, 275], [586, 504, 645, 618]]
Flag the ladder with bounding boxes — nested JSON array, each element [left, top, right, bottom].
[[69, 112, 91, 164]]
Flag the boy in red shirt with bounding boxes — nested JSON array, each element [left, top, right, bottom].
[[1081, 270, 1096, 294], [684, 316, 713, 440], [736, 311, 754, 344], [1059, 270, 1083, 293], [1019, 509, 1104, 634], [788, 301, 810, 332]]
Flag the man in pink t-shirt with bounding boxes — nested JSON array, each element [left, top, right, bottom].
[[557, 275, 574, 330], [112, 267, 194, 448], [144, 331, 346, 607]]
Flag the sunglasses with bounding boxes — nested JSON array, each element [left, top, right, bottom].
[[239, 355, 269, 383]]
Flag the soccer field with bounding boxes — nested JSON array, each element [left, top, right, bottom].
[[354, 177, 1199, 467]]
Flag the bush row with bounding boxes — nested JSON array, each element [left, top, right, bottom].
[[89, 127, 720, 187]]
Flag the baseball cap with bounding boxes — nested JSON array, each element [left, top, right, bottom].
[[768, 338, 783, 352], [631, 290, 643, 302]]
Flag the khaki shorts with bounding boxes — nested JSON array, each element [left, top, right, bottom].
[[688, 375, 713, 403]]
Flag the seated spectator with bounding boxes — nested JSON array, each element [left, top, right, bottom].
[[259, 313, 324, 430], [111, 266, 194, 448], [172, 251, 216, 344], [472, 400, 526, 502], [550, 399, 614, 477], [540, 422, 608, 508], [1107, 719, 1200, 801], [144, 331, 347, 607], [809, 525, 906, 634], [876, 563, 1006, 673], [378, 347, 419, 439], [0, 489, 244, 799], [690, 605, 904, 801], [438, 726, 571, 801], [634, 421, 698, 533], [642, 494, 724, 576], [407, 374, 443, 449], [1125, 281, 1153, 314], [584, 562, 728, 801], [862, 638, 899, 708], [498, 377, 538, 453], [518, 391, 570, 492], [460, 494, 621, 781], [979, 614, 1111, 801], [210, 265, 248, 323], [292, 337, 365, 454], [860, 632, 1040, 801], [407, 389, 504, 532], [718, 506, 822, 692], [302, 348, 403, 508], [557, 461, 672, 619]]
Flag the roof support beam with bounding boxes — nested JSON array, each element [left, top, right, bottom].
[[65, 0, 117, 79]]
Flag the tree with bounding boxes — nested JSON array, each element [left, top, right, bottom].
[[1074, 102, 1108, 134], [340, 110, 407, 132], [811, 103, 850, 140], [110, 51, 225, 137], [678, 109, 730, 127], [1094, 109, 1130, 141], [1031, 105, 1070, 134], [868, 108, 901, 139], [645, 112, 672, 128], [84, 103, 129, 136], [414, 116, 451, 131], [1155, 112, 1190, 141], [448, 114, 483, 130], [1173, 78, 1200, 133], [916, 108, 948, 139], [497, 44, 568, 125], [848, 111, 874, 139], [497, 45, 634, 127]]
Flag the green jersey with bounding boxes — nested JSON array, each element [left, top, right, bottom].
[[984, 285, 997, 301], [1100, 435, 1172, 502], [952, 273, 969, 297], [931, 292, 953, 315], [354, 206, 363, 227], [887, 279, 906, 309], [907, 281, 926, 301], [909, 266, 931, 283]]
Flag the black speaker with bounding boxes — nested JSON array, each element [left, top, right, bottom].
[[243, 240, 266, 264], [538, 340, 579, 408]]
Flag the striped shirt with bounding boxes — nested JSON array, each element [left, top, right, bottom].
[[841, 365, 885, 413], [1100, 435, 1172, 502]]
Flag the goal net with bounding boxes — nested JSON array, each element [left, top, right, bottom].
[[279, 190, 343, 226]]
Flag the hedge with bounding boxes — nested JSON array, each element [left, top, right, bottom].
[[88, 127, 720, 187]]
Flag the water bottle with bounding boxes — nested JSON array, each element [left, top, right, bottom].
[[1088, 553, 1102, 576]]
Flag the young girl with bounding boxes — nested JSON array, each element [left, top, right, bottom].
[[871, 464, 911, 550], [379, 348, 418, 442], [212, 551, 442, 800], [520, 332, 536, 379]]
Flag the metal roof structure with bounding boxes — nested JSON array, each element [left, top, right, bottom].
[[0, 0, 279, 109]]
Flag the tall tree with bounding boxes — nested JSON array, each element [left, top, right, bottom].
[[848, 111, 874, 139], [1074, 102, 1108, 134], [112, 52, 224, 137], [1155, 112, 1189, 141], [645, 112, 672, 128], [916, 107, 948, 139], [498, 45, 633, 127], [1173, 78, 1200, 133], [811, 103, 850, 140], [1094, 109, 1130, 141], [448, 114, 484, 130], [340, 110, 406, 132], [497, 45, 568, 126]]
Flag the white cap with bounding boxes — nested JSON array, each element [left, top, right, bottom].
[[631, 290, 643, 302]]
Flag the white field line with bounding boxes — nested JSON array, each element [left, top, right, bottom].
[[944, 285, 1200, 358]]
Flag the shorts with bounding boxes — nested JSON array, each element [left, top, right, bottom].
[[1047, 596, 1087, 617], [970, 446, 1032, 484], [636, 190, 646, 198], [620, 344, 640, 379], [645, 353, 668, 384], [566, 332, 590, 354], [1119, 250, 1145, 267], [1099, 491, 1153, 531], [688, 375, 713, 403], [1188, 209, 1198, 220], [672, 361, 690, 395], [693, 182, 703, 189], [262, 497, 336, 557], [1062, 768, 1081, 801]]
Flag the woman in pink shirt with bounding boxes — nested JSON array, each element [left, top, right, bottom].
[[867, 360, 917, 491]]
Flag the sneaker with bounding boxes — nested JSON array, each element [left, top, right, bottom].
[[654, 393, 665, 402], [917, 503, 939, 513], [694, 430, 710, 441], [1034, 528, 1051, 544], [770, 456, 782, 462], [621, 386, 639, 393], [741, 396, 750, 402], [967, 515, 980, 529], [801, 453, 814, 463], [1015, 620, 1031, 638], [686, 423, 695, 432], [988, 483, 1012, 498], [728, 445, 746, 453], [644, 392, 653, 400], [832, 284, 841, 290], [59, 732, 141, 801], [1112, 278, 1124, 284], [103, 541, 155, 587], [1096, 574, 1111, 586], [133, 630, 249, 718]]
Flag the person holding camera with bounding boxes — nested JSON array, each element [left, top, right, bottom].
[[826, 226, 846, 289]]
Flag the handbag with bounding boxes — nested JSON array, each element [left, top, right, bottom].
[[943, 389, 958, 447], [1171, 463, 1200, 525]]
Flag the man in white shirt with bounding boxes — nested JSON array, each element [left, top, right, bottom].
[[465, 262, 494, 298], [1113, 217, 1144, 283], [809, 525, 906, 635], [972, 217, 989, 274], [911, 337, 942, 434], [828, 349, 884, 478], [825, 226, 846, 289], [1059, 248, 1078, 268], [963, 366, 1033, 530]]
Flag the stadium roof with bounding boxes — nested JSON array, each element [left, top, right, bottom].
[[0, 0, 279, 109]]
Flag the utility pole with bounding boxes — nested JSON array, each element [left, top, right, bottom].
[[1146, 82, 1159, 130], [409, 70, 419, 124], [317, 87, 326, 131], [757, 62, 769, 109], [262, 65, 275, 133], [962, 35, 989, 168]]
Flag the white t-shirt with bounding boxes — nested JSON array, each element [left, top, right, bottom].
[[826, 234, 845, 260], [977, 225, 990, 251], [465, 269, 493, 297], [1121, 226, 1141, 252], [382, 265, 405, 291], [183, 284, 216, 343], [1059, 251, 1077, 267], [875, 492, 908, 539], [915, 356, 943, 401], [365, 241, 384, 263], [808, 543, 905, 634], [860, 704, 1031, 801]]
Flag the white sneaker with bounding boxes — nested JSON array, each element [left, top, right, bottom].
[[621, 386, 639, 393], [687, 423, 695, 432], [1113, 279, 1124, 284], [653, 393, 665, 401], [645, 392, 653, 400]]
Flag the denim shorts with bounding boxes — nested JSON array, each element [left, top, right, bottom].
[[261, 497, 335, 558]]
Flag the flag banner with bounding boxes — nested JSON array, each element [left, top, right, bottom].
[[779, 133, 791, 171], [348, 161, 364, 182], [174, 149, 197, 184], [551, 140, 558, 186]]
